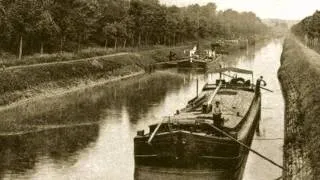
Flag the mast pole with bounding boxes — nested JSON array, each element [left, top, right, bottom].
[[196, 78, 199, 97], [252, 73, 254, 89]]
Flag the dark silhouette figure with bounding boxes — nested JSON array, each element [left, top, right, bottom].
[[255, 76, 267, 95]]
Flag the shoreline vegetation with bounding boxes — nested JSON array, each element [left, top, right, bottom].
[[282, 10, 320, 179], [279, 35, 320, 179]]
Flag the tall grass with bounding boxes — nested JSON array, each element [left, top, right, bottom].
[[279, 35, 320, 177]]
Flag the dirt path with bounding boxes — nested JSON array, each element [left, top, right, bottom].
[[6, 52, 131, 70], [4, 44, 192, 71]]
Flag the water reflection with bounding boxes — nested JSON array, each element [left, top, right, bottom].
[[0, 125, 99, 180], [0, 39, 284, 180]]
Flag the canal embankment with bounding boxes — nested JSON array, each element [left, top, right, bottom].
[[0, 45, 189, 107], [278, 35, 320, 179]]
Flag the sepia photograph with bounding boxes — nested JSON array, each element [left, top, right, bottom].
[[0, 0, 319, 179]]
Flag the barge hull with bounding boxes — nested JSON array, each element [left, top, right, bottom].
[[135, 96, 261, 180]]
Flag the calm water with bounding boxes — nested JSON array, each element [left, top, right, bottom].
[[0, 39, 284, 180]]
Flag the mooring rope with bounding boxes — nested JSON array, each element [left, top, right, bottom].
[[254, 138, 284, 141], [208, 123, 286, 171], [274, 163, 310, 180]]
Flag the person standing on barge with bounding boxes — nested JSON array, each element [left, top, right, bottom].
[[256, 76, 267, 95], [213, 101, 223, 129]]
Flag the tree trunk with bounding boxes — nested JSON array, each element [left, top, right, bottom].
[[18, 36, 23, 60], [104, 39, 108, 50], [30, 38, 34, 54], [60, 36, 63, 54], [138, 32, 141, 47], [114, 38, 117, 49], [40, 41, 44, 56], [123, 39, 127, 48], [77, 34, 81, 52], [144, 32, 148, 46], [131, 34, 135, 47], [173, 32, 176, 46]]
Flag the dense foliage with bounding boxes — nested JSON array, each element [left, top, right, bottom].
[[0, 0, 267, 57], [280, 36, 320, 178], [292, 11, 320, 38]]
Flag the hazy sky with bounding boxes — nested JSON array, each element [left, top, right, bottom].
[[160, 0, 320, 20]]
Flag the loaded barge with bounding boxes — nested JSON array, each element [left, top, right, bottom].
[[134, 67, 263, 180], [176, 55, 222, 70], [177, 44, 222, 70]]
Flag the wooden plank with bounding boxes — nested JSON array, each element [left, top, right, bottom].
[[204, 81, 223, 107], [148, 119, 164, 144]]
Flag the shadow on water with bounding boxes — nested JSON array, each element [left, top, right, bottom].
[[0, 125, 99, 179]]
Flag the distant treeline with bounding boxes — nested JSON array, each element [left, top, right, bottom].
[[292, 11, 320, 39], [0, 0, 268, 58]]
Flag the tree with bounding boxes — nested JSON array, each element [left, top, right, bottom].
[[35, 0, 60, 55], [7, 0, 42, 59], [103, 22, 127, 49], [0, 0, 269, 56]]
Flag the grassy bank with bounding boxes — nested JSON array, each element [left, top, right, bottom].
[[0, 36, 265, 68], [0, 42, 196, 68], [0, 44, 192, 107], [0, 55, 142, 106], [279, 35, 320, 178]]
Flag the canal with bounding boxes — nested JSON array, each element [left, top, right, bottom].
[[0, 39, 284, 180]]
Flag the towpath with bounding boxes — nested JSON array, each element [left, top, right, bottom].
[[3, 45, 192, 71], [5, 52, 130, 70]]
